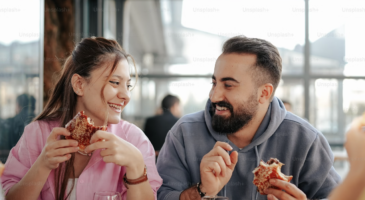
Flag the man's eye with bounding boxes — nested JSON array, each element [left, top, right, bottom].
[[109, 81, 119, 85], [211, 82, 216, 86], [127, 85, 132, 89], [225, 84, 232, 87]]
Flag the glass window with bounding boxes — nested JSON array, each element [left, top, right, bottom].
[[123, 78, 211, 128], [156, 0, 305, 75], [309, 0, 365, 75], [0, 0, 43, 162], [276, 79, 304, 118]]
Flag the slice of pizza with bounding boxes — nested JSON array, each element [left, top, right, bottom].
[[65, 111, 106, 154], [252, 158, 293, 195], [0, 161, 4, 177]]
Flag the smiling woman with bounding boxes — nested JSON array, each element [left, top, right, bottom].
[[1, 37, 162, 200]]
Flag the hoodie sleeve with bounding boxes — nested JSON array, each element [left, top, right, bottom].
[[156, 130, 192, 200], [298, 133, 341, 199]]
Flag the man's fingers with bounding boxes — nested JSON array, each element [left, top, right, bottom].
[[53, 140, 78, 149], [48, 128, 71, 142], [206, 156, 227, 177], [89, 131, 112, 144], [269, 179, 306, 199], [228, 151, 238, 170], [84, 140, 109, 153], [207, 161, 222, 176], [267, 194, 279, 200], [213, 141, 233, 151], [211, 146, 232, 165], [265, 188, 295, 200]]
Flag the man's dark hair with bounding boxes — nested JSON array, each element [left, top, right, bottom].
[[161, 94, 180, 113], [222, 35, 282, 97], [16, 94, 36, 112]]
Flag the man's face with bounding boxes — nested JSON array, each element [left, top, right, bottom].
[[209, 53, 259, 134]]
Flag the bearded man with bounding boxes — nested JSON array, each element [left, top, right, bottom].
[[156, 36, 340, 200]]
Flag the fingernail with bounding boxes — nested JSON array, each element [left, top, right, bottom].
[[75, 147, 79, 151], [270, 179, 276, 184]]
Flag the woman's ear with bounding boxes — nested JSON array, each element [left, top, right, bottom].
[[71, 74, 86, 96]]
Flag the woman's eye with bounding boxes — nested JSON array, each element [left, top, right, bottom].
[[225, 84, 232, 88], [211, 82, 216, 86], [127, 85, 133, 89], [109, 81, 119, 85]]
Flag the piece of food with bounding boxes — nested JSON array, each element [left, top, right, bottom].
[[65, 111, 106, 154], [252, 158, 293, 195], [0, 162, 4, 177]]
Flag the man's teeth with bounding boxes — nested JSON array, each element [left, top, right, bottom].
[[108, 103, 122, 110], [216, 105, 228, 111]]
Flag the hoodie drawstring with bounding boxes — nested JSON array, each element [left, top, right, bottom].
[[253, 146, 260, 200]]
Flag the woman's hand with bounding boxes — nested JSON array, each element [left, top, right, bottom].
[[345, 117, 365, 176], [84, 131, 145, 177], [39, 128, 79, 170]]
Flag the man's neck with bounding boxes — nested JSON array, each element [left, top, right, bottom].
[[227, 105, 268, 149]]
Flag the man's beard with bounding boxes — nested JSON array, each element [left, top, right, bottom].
[[211, 93, 258, 135]]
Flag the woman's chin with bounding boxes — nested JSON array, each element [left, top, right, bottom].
[[108, 117, 121, 125]]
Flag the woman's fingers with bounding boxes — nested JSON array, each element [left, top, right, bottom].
[[89, 130, 113, 144], [84, 140, 109, 153], [49, 154, 72, 164], [47, 127, 71, 142], [52, 140, 78, 149], [49, 146, 79, 157], [100, 148, 116, 157]]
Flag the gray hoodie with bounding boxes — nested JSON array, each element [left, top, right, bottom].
[[156, 97, 341, 200]]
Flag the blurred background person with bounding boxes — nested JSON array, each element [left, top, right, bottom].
[[282, 99, 293, 112], [4, 94, 36, 149], [144, 95, 182, 157]]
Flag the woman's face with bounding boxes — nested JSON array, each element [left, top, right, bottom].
[[75, 58, 132, 126]]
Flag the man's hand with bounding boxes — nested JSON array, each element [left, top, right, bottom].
[[199, 141, 238, 196], [265, 179, 306, 200]]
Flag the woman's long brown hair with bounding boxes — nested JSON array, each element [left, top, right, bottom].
[[34, 37, 138, 200]]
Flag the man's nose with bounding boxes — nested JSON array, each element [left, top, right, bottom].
[[209, 86, 224, 103]]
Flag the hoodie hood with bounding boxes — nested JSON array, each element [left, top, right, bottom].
[[204, 96, 287, 152]]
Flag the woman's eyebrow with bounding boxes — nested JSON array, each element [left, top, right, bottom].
[[106, 75, 131, 81]]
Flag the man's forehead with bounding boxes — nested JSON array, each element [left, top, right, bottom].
[[214, 53, 257, 79]]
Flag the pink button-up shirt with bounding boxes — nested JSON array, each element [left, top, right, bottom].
[[1, 119, 162, 200]]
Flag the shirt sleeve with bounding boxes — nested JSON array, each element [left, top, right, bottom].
[[298, 133, 341, 199], [156, 130, 192, 200], [0, 121, 44, 200], [121, 124, 163, 200]]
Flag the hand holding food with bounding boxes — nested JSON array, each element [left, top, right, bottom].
[[84, 130, 145, 172], [253, 158, 292, 195], [65, 111, 106, 154], [253, 158, 306, 200], [39, 128, 79, 170]]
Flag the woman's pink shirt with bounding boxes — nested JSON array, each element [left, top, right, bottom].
[[1, 119, 162, 199]]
